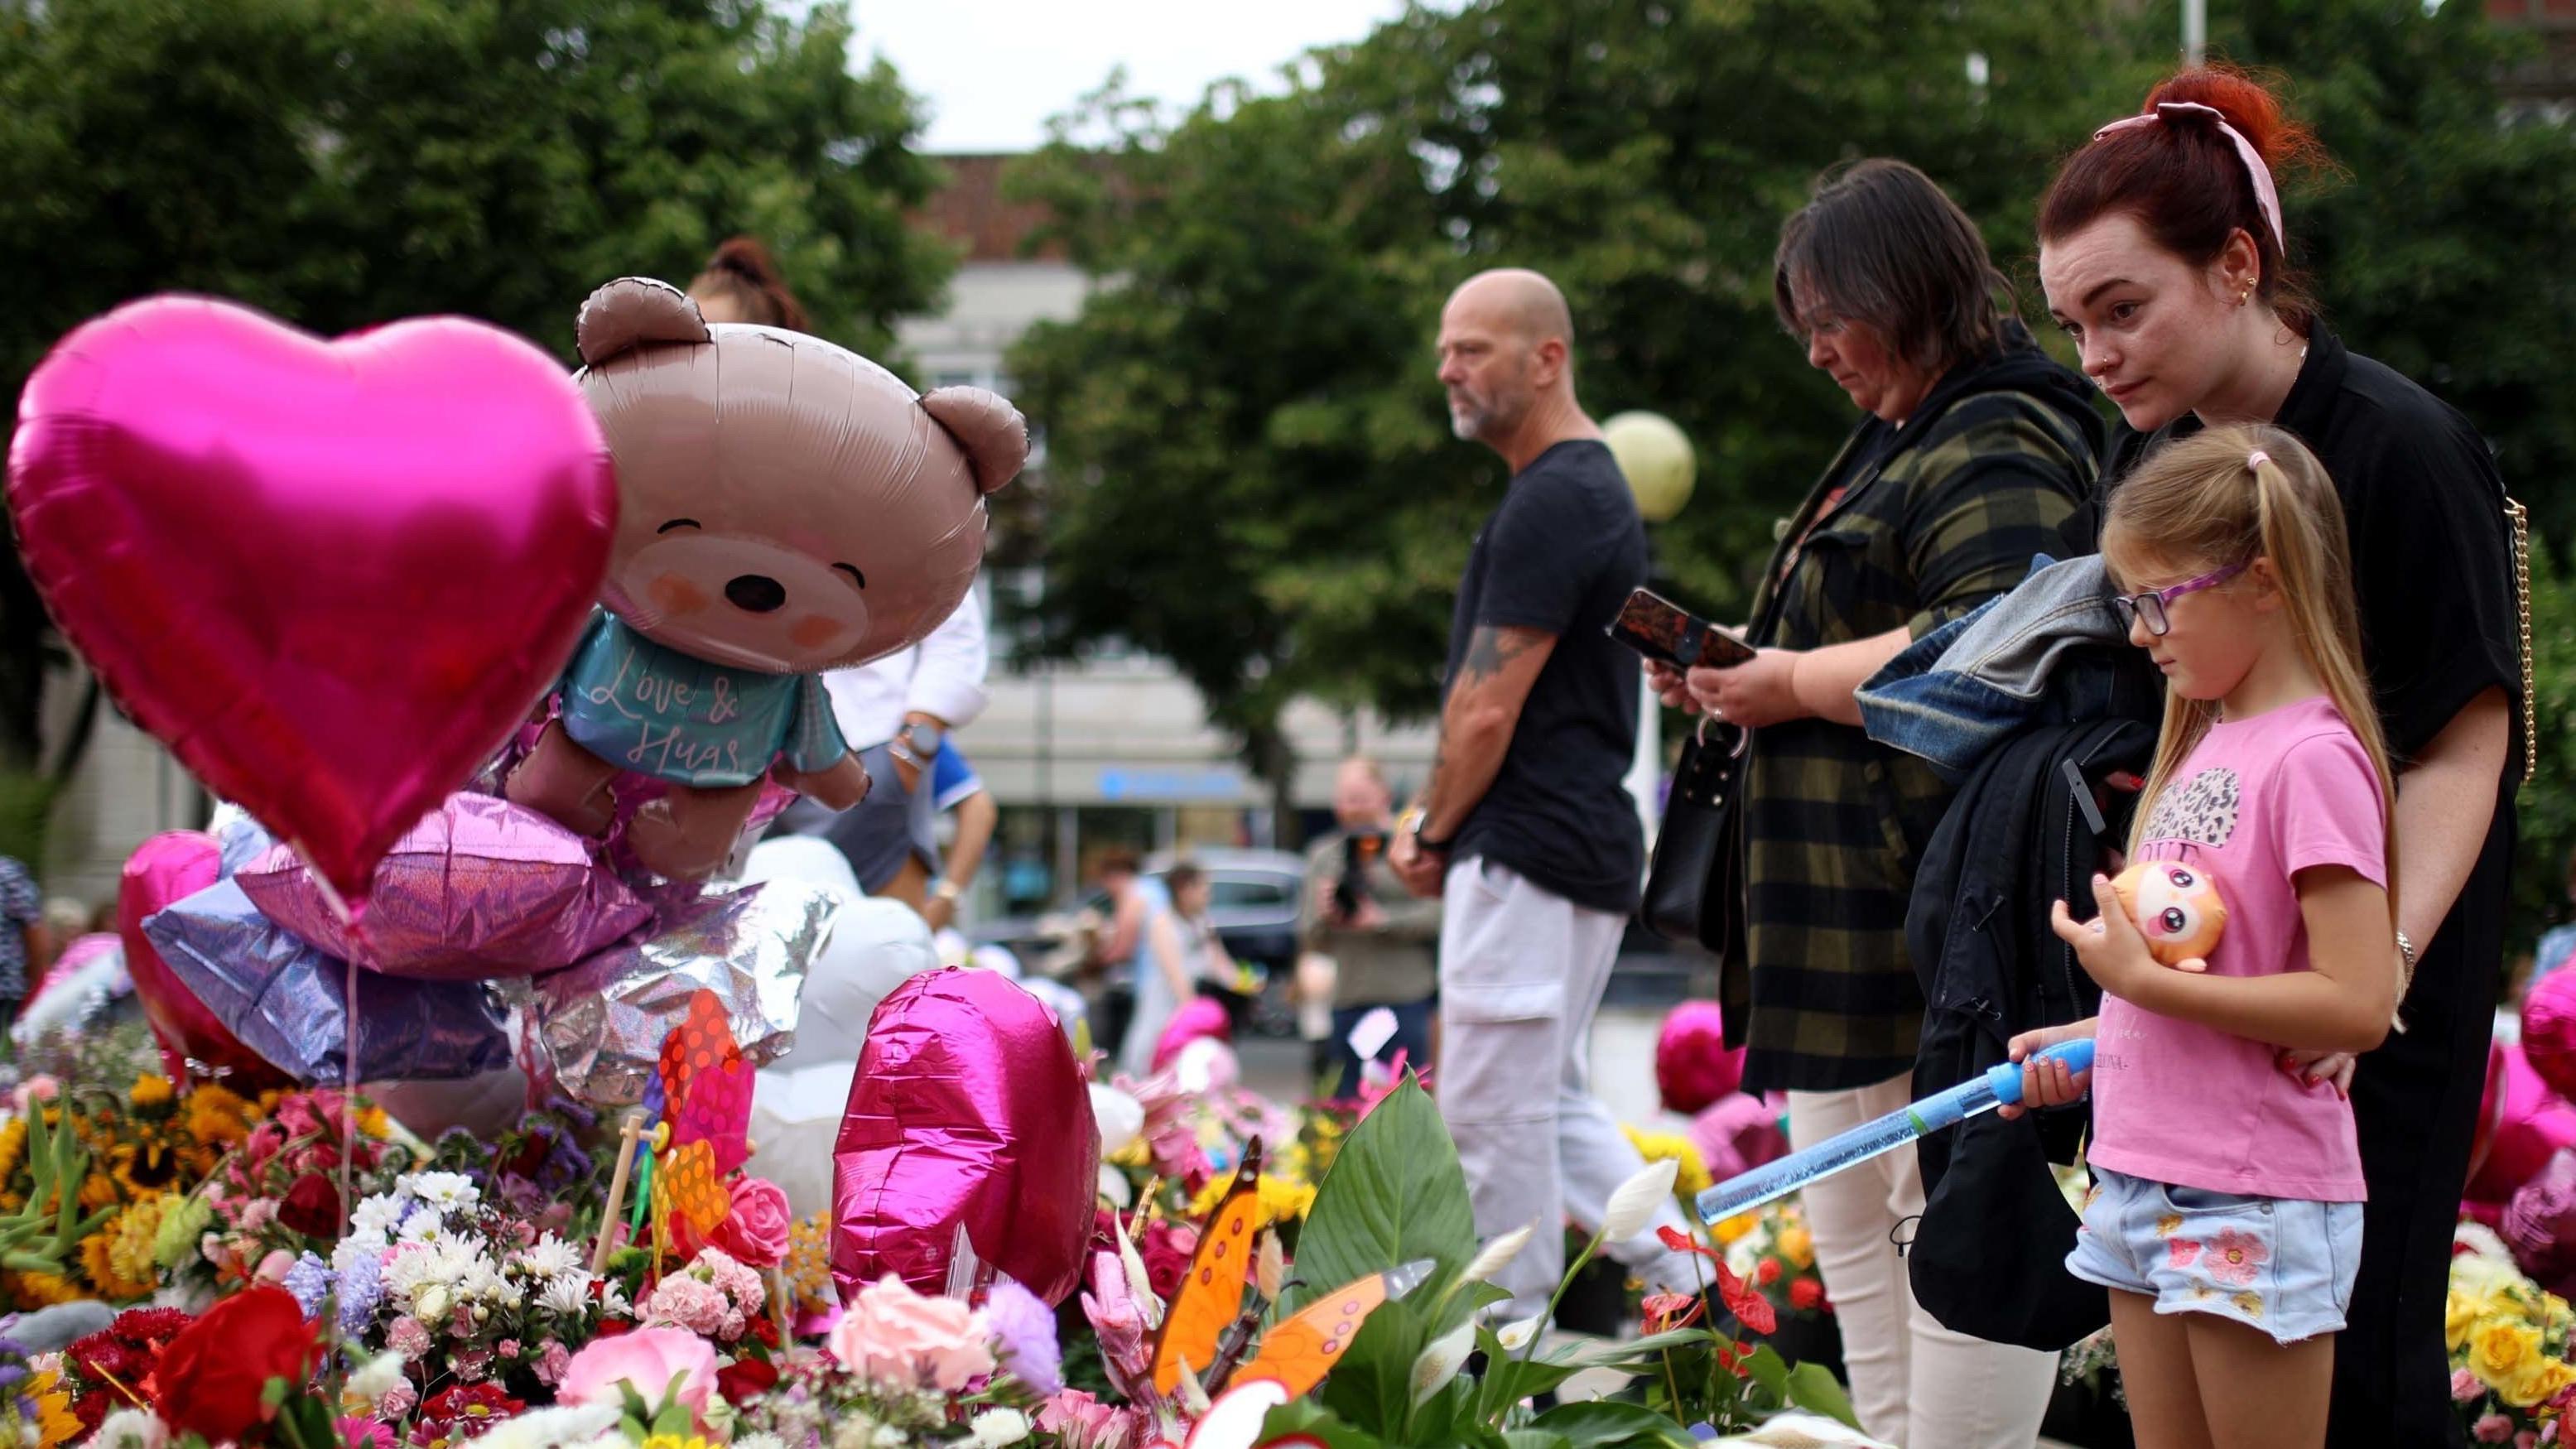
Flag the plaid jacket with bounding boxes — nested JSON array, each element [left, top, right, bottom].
[[1726, 340, 2102, 1094]]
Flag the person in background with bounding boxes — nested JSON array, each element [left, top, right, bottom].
[[1298, 757, 1440, 1096], [686, 235, 810, 330], [922, 739, 999, 934], [1090, 849, 1169, 1071], [1654, 158, 2099, 1448], [0, 857, 39, 1027], [1124, 860, 1227, 1080], [1389, 265, 1702, 1323]]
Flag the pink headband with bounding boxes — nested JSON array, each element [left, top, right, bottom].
[[2095, 100, 2285, 252]]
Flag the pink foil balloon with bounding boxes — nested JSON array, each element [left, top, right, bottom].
[[1655, 1000, 1745, 1114], [118, 831, 286, 1087], [2469, 1041, 2576, 1208], [1150, 995, 1233, 1072], [7, 296, 618, 901], [2525, 967, 2576, 1102], [833, 969, 1100, 1305]]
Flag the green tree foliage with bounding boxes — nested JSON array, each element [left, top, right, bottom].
[[1014, 0, 2576, 862], [0, 0, 951, 852]]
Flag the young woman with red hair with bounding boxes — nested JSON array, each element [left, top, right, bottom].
[[2030, 66, 2524, 1447]]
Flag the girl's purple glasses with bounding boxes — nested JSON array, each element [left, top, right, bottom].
[[2111, 560, 2250, 637]]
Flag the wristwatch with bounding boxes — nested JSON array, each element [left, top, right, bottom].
[[897, 720, 946, 760], [932, 879, 964, 904], [1399, 806, 1453, 854]]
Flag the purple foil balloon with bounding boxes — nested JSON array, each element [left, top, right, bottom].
[[832, 968, 1100, 1306], [237, 792, 649, 980], [142, 879, 509, 1082], [7, 296, 617, 903], [2507, 1146, 2576, 1295]]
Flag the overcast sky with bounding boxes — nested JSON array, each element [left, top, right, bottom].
[[849, 0, 1423, 153]]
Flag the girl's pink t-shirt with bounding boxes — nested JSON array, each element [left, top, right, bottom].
[[2089, 696, 2386, 1202]]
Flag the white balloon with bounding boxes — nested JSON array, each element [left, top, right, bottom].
[[1091, 1082, 1145, 1156], [741, 836, 865, 898], [1172, 1037, 1239, 1095], [742, 838, 940, 1066], [749, 1061, 859, 1220]]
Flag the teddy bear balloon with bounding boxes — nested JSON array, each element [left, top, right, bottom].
[[506, 278, 1026, 880]]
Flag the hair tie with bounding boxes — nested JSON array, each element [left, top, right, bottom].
[[2094, 101, 2285, 252], [2246, 449, 2272, 471]]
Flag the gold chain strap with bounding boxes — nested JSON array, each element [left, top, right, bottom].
[[2511, 494, 2537, 787]]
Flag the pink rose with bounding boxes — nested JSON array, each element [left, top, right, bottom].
[[2460, 1368, 2490, 1403], [558, 1326, 717, 1423], [642, 1276, 733, 1337], [2482, 1415, 2518, 1445], [535, 1341, 572, 1387], [828, 1274, 996, 1391], [708, 1178, 792, 1268]]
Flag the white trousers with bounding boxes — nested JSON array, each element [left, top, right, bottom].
[[1786, 1076, 2060, 1449], [1438, 857, 1700, 1318]]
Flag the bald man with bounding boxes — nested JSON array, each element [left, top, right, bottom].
[[1389, 268, 1698, 1321]]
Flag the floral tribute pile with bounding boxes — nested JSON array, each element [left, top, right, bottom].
[[2, 1013, 1865, 1449]]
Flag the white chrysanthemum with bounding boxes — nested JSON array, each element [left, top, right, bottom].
[[333, 1232, 389, 1275], [734, 1435, 788, 1449], [513, 1234, 585, 1281], [88, 1409, 170, 1449], [466, 1403, 620, 1449], [595, 1278, 631, 1317], [404, 1171, 481, 1214], [345, 1350, 409, 1401], [349, 1193, 409, 1241], [397, 1210, 446, 1245], [537, 1273, 594, 1317], [969, 1408, 1033, 1447]]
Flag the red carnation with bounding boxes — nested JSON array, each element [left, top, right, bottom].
[[279, 1172, 343, 1238], [1789, 1277, 1827, 1312], [153, 1287, 320, 1443], [716, 1356, 781, 1403], [1755, 1258, 1782, 1287]]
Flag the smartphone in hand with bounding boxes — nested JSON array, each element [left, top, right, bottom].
[[1607, 587, 1756, 670]]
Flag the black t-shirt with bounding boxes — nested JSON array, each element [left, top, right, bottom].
[[1442, 439, 1648, 915], [2111, 325, 2521, 768]]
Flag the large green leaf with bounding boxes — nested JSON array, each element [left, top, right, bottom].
[[1500, 1433, 1576, 1449], [1258, 1400, 1389, 1449], [1741, 1344, 1794, 1408], [1278, 1078, 1477, 1329], [1784, 1360, 1861, 1429], [1524, 1401, 1703, 1449], [1316, 1297, 1424, 1440]]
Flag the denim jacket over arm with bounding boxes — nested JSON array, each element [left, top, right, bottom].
[[1856, 553, 2159, 782]]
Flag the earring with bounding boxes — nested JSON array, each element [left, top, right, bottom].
[[2238, 285, 2254, 307]]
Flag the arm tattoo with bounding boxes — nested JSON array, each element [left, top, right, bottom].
[[1455, 625, 1540, 690]]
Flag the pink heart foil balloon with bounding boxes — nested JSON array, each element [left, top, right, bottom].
[[8, 296, 618, 900], [118, 831, 286, 1088], [832, 968, 1101, 1304]]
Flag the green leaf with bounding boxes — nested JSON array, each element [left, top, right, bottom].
[[1279, 1078, 1477, 1330], [1784, 1360, 1861, 1429], [1740, 1344, 1794, 1408], [1408, 1371, 1481, 1446], [1317, 1296, 1425, 1440], [1500, 1432, 1577, 1449], [1258, 1399, 1390, 1449], [1524, 1400, 1703, 1449]]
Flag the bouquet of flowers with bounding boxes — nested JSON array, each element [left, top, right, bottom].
[[2448, 1220, 2576, 1442], [0, 1070, 287, 1308]]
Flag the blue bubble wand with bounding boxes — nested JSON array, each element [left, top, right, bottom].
[[1697, 1038, 2094, 1224]]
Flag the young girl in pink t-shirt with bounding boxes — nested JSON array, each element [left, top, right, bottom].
[[2009, 423, 2401, 1449]]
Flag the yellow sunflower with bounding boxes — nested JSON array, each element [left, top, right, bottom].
[[77, 1170, 122, 1212], [128, 1074, 176, 1117], [1185, 1172, 1316, 1231], [79, 1225, 156, 1301], [181, 1082, 259, 1148], [23, 1368, 79, 1449], [356, 1104, 392, 1139], [107, 1137, 185, 1197], [0, 1116, 26, 1187], [0, 1269, 82, 1308]]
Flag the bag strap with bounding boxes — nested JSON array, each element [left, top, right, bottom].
[[2509, 493, 2536, 787]]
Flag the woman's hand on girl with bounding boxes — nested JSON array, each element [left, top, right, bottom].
[[1999, 1017, 2099, 1119], [2051, 874, 2198, 1003]]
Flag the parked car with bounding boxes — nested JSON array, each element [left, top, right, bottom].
[[970, 847, 1307, 1038]]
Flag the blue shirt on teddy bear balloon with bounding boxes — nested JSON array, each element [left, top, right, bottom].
[[555, 610, 850, 789]]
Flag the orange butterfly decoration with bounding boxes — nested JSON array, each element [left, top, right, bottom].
[[1144, 1138, 1435, 1406]]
